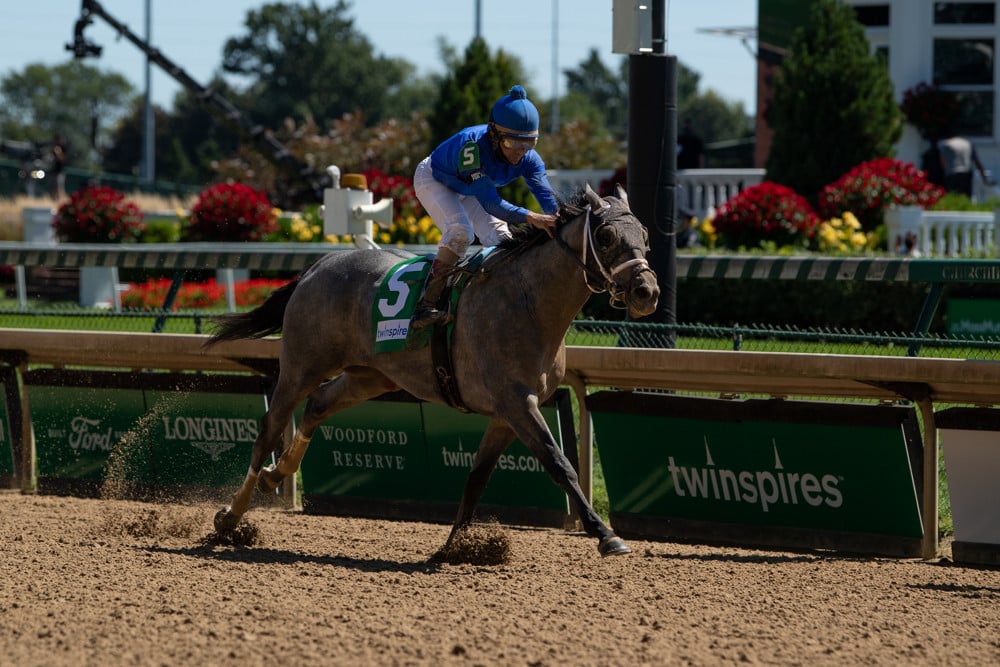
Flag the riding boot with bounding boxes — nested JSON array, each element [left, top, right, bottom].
[[411, 249, 459, 329]]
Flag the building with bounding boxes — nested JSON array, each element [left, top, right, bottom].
[[758, 0, 998, 183]]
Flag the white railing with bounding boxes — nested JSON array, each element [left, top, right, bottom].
[[676, 168, 765, 220], [545, 168, 765, 221], [885, 206, 998, 257]]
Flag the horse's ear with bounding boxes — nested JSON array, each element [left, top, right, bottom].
[[584, 183, 606, 213], [615, 184, 630, 209]]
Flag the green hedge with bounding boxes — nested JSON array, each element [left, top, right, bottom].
[[584, 276, 1000, 334]]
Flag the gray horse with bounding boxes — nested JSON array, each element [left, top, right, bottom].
[[206, 184, 659, 557]]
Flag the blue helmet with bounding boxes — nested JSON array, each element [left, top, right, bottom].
[[489, 85, 539, 138]]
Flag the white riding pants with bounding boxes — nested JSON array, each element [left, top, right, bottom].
[[413, 156, 511, 257]]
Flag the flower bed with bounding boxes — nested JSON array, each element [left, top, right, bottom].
[[121, 278, 289, 310], [52, 186, 144, 243]]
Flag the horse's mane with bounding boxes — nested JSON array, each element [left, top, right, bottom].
[[496, 189, 593, 251]]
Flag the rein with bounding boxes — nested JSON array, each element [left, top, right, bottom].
[[552, 207, 653, 309], [459, 199, 653, 311]]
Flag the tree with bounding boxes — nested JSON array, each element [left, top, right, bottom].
[[0, 61, 134, 169], [103, 78, 244, 184], [765, 0, 903, 204], [563, 50, 629, 138], [427, 37, 525, 151], [680, 91, 752, 140], [558, 52, 750, 166], [221, 1, 412, 128]]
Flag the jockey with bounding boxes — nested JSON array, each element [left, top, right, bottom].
[[411, 84, 559, 329]]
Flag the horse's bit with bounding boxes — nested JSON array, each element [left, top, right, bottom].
[[562, 207, 655, 310]]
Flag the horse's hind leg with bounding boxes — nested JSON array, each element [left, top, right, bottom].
[[256, 367, 396, 494], [214, 390, 305, 534], [435, 419, 516, 558], [214, 363, 331, 533]]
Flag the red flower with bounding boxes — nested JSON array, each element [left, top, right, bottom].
[[182, 182, 276, 242], [818, 158, 944, 231], [900, 82, 959, 138], [52, 186, 144, 243], [363, 168, 424, 222], [713, 182, 819, 250], [120, 278, 290, 310]]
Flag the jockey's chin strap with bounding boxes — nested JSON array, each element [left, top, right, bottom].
[[555, 207, 653, 309]]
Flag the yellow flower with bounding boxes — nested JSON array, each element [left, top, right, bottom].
[[843, 211, 862, 230]]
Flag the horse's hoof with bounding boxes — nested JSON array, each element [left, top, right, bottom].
[[598, 535, 631, 557], [214, 507, 240, 534]]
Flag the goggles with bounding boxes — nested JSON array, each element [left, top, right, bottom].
[[500, 134, 538, 152]]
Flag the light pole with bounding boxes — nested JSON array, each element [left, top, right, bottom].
[[550, 0, 559, 133], [141, 0, 154, 185]]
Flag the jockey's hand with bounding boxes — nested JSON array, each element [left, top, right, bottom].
[[527, 212, 557, 238]]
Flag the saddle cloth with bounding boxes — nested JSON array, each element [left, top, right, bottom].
[[370, 248, 497, 355], [371, 255, 432, 354]]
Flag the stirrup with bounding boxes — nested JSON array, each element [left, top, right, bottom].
[[411, 305, 453, 329]]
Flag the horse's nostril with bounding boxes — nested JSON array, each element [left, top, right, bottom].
[[634, 285, 654, 300]]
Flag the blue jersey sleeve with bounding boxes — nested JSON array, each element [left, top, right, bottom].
[[429, 126, 558, 224]]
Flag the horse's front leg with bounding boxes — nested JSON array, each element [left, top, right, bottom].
[[435, 420, 516, 558], [505, 391, 630, 557]]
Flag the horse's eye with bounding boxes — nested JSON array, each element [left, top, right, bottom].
[[595, 225, 617, 248]]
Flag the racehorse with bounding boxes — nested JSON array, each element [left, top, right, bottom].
[[205, 184, 660, 557]]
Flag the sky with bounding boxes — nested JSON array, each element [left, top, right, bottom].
[[2, 1, 758, 115]]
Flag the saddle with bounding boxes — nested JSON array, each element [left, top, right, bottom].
[[407, 249, 496, 413]]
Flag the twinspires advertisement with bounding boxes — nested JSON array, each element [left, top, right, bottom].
[[589, 392, 923, 554], [300, 391, 572, 526]]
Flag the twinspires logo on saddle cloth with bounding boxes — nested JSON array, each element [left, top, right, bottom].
[[372, 256, 432, 353]]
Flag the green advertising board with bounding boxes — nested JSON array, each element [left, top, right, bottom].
[[30, 385, 150, 489], [26, 370, 268, 495], [299, 393, 427, 501], [301, 390, 572, 526], [590, 392, 923, 553], [946, 298, 1000, 339], [0, 394, 13, 485], [145, 389, 266, 490], [420, 402, 568, 511]]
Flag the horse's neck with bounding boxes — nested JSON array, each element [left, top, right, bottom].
[[525, 216, 593, 328]]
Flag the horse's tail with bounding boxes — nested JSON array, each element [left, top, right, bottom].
[[203, 278, 299, 348]]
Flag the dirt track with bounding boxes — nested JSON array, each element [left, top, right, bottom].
[[2, 492, 999, 666]]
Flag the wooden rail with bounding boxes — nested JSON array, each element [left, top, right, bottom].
[[2, 329, 999, 558]]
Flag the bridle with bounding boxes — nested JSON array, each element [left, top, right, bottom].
[[553, 203, 655, 310]]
